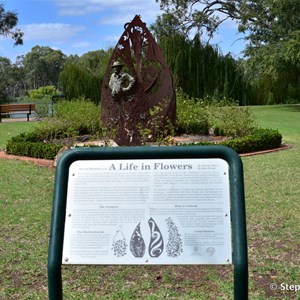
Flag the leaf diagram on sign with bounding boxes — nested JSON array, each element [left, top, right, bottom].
[[148, 217, 164, 258], [165, 217, 183, 257], [130, 222, 146, 257], [112, 230, 127, 257], [112, 218, 183, 258]]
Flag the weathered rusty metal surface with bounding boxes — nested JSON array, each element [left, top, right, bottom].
[[100, 15, 176, 145]]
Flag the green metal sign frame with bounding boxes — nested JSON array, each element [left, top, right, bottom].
[[48, 145, 248, 299]]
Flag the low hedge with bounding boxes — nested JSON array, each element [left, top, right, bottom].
[[6, 127, 282, 160], [179, 128, 282, 154], [221, 128, 282, 153], [6, 132, 63, 160]]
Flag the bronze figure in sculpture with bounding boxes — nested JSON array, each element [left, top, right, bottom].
[[101, 15, 176, 145], [109, 61, 135, 100]]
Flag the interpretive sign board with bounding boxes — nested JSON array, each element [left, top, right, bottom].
[[48, 146, 248, 300], [62, 158, 231, 265]]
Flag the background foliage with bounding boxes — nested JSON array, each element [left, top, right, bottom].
[[5, 95, 282, 159], [153, 0, 300, 104], [0, 1, 299, 104]]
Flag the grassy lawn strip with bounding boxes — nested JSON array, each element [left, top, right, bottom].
[[0, 105, 299, 299], [0, 122, 37, 150], [243, 105, 300, 299]]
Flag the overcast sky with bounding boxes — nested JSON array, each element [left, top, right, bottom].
[[1, 0, 246, 62]]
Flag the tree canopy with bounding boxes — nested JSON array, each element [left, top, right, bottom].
[[155, 0, 300, 43], [22, 46, 66, 89], [59, 50, 111, 104], [0, 3, 23, 45], [155, 0, 300, 79]]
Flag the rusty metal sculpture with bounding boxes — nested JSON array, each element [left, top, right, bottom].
[[100, 15, 176, 145]]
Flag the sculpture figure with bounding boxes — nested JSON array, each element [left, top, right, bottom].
[[109, 61, 135, 100], [101, 15, 176, 145]]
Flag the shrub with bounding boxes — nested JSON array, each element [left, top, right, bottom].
[[5, 98, 105, 159], [176, 91, 209, 135], [6, 131, 63, 159], [6, 93, 282, 159], [221, 128, 282, 153], [208, 105, 255, 137], [52, 98, 101, 134], [180, 128, 282, 154], [28, 86, 57, 99], [39, 98, 102, 139], [176, 90, 255, 137], [6, 139, 63, 160]]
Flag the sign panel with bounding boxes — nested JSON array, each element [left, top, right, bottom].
[[62, 158, 232, 265]]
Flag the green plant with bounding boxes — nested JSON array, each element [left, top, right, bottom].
[[180, 128, 282, 154], [221, 128, 282, 153], [29, 98, 104, 143], [176, 90, 209, 135], [137, 99, 175, 145], [6, 132, 63, 159], [35, 101, 51, 118], [175, 90, 255, 137], [208, 105, 255, 137], [51, 98, 101, 135], [4, 99, 107, 159], [28, 86, 57, 99], [6, 140, 63, 160]]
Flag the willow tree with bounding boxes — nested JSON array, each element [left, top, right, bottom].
[[159, 34, 248, 103], [59, 50, 112, 104], [155, 0, 300, 103], [59, 62, 101, 104]]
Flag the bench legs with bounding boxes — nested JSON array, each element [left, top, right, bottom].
[[0, 113, 31, 122]]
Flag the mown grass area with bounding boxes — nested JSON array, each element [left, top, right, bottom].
[[0, 105, 299, 299], [0, 121, 38, 150], [243, 105, 300, 299]]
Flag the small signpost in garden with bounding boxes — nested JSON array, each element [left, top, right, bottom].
[[48, 145, 248, 299]]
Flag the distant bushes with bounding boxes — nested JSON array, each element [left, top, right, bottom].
[[176, 92, 209, 135], [28, 86, 57, 99], [42, 98, 102, 138], [6, 98, 103, 160], [5, 95, 283, 159], [176, 90, 255, 137]]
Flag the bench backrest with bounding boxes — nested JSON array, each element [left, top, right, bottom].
[[0, 103, 36, 113]]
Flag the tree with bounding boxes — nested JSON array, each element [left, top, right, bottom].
[[158, 34, 249, 102], [59, 50, 112, 103], [154, 0, 300, 101], [150, 13, 186, 42], [156, 0, 300, 42], [0, 3, 23, 45], [60, 62, 101, 104], [155, 0, 300, 78], [0, 57, 11, 101], [22, 46, 66, 89]]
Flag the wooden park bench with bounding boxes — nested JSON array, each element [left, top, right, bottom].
[[0, 103, 36, 122]]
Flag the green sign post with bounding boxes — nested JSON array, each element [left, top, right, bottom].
[[48, 146, 248, 299]]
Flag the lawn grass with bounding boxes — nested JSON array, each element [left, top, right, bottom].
[[243, 105, 300, 299], [0, 121, 38, 150], [0, 105, 299, 299]]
